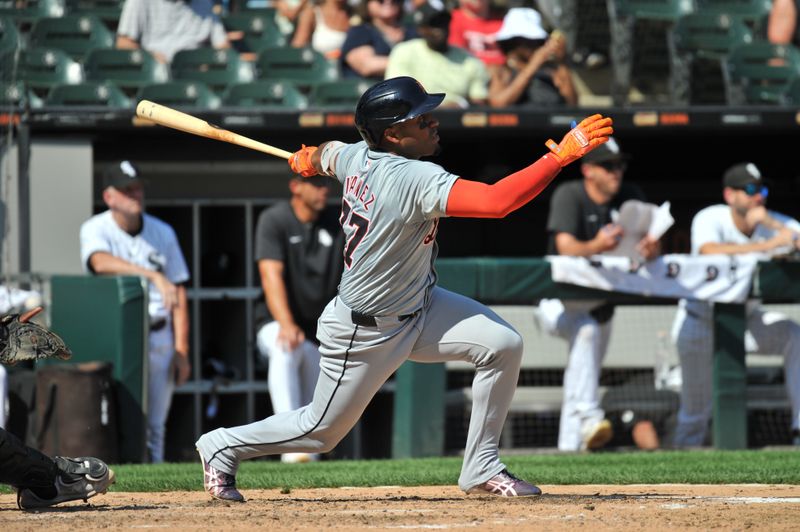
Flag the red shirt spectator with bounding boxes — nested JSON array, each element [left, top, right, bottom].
[[447, 0, 504, 68]]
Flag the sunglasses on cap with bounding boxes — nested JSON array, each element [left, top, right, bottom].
[[736, 183, 769, 198], [596, 160, 627, 172]]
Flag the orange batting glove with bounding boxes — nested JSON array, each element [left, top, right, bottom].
[[545, 114, 614, 167], [288, 144, 319, 177]]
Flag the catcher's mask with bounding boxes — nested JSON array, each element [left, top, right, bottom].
[[354, 76, 445, 149]]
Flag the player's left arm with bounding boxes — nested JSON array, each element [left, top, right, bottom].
[[446, 114, 613, 218], [171, 283, 191, 386]]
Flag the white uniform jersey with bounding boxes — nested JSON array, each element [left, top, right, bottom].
[[691, 204, 800, 255], [80, 211, 190, 320], [332, 141, 459, 316]]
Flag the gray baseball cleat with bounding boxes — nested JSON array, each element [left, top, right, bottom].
[[17, 456, 116, 510], [199, 450, 245, 502], [467, 469, 542, 497]]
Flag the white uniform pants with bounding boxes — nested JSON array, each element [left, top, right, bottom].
[[197, 286, 523, 492], [0, 365, 6, 429], [671, 300, 800, 446], [147, 325, 176, 463], [536, 299, 612, 451]]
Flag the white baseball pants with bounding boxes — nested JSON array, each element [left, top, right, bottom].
[[671, 300, 800, 446], [147, 324, 176, 463], [197, 286, 523, 492], [536, 299, 612, 451], [0, 364, 6, 429]]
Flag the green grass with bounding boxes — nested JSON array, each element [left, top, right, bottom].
[[5, 450, 798, 493]]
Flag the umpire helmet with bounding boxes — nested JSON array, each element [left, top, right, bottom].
[[355, 77, 445, 149]]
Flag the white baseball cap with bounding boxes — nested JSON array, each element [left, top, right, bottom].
[[494, 7, 549, 43]]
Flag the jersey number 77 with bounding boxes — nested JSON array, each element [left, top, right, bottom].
[[340, 199, 369, 269]]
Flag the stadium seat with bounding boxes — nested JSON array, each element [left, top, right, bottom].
[[0, 81, 44, 108], [0, 47, 83, 92], [29, 13, 114, 60], [256, 46, 338, 90], [668, 12, 754, 104], [45, 80, 130, 107], [137, 81, 221, 109], [0, 0, 65, 25], [223, 11, 286, 55], [83, 48, 169, 96], [723, 42, 800, 105], [0, 16, 20, 55], [780, 77, 800, 105], [222, 80, 307, 108], [609, 0, 695, 105], [694, 0, 772, 37], [171, 47, 254, 94], [309, 79, 370, 108], [64, 0, 123, 27]]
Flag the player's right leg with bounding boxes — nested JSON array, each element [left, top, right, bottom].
[[671, 300, 713, 447], [146, 326, 176, 464]]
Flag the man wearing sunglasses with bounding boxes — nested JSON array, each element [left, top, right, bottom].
[[671, 162, 800, 448], [536, 137, 661, 452]]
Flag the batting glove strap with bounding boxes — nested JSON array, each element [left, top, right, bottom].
[[545, 114, 614, 167], [289, 145, 319, 177]]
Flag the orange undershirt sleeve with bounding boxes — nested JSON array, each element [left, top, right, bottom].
[[445, 154, 563, 218]]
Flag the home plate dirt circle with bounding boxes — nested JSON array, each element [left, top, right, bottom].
[[2, 485, 799, 530]]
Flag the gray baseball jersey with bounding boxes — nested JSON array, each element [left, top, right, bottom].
[[332, 141, 460, 316]]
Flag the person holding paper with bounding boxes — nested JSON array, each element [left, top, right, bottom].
[[671, 162, 800, 447], [536, 137, 661, 452]]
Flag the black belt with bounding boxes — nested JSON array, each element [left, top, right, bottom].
[[351, 310, 417, 327], [150, 318, 168, 332]]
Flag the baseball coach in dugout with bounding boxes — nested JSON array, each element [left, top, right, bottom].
[[196, 76, 613, 502]]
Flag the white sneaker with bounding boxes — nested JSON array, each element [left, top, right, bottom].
[[281, 453, 319, 464], [581, 419, 613, 451]]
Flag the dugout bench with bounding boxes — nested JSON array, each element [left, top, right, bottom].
[[393, 257, 799, 457]]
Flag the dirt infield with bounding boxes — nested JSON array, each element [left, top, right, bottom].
[[2, 485, 800, 530]]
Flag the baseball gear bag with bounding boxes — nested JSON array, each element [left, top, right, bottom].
[[355, 76, 444, 148], [35, 362, 119, 463], [0, 307, 72, 365]]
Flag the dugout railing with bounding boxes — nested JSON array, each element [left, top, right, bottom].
[[393, 257, 799, 457]]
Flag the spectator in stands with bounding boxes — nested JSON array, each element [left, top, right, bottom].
[[340, 0, 416, 80], [254, 173, 344, 463], [385, 3, 489, 108], [292, 0, 352, 60], [116, 0, 231, 64], [275, 0, 310, 39], [80, 161, 191, 463], [536, 138, 661, 452], [448, 0, 505, 74], [768, 0, 800, 47], [671, 162, 800, 448], [488, 7, 577, 108]]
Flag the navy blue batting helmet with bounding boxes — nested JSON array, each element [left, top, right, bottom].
[[354, 77, 445, 149]]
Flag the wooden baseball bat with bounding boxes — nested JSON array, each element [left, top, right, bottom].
[[135, 100, 292, 160]]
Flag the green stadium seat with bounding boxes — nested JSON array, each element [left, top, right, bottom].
[[0, 16, 20, 54], [171, 47, 254, 94], [694, 0, 772, 36], [0, 81, 44, 108], [65, 0, 123, 26], [0, 47, 83, 92], [223, 11, 285, 55], [309, 79, 370, 108], [723, 42, 800, 105], [45, 80, 130, 107], [137, 81, 221, 109], [256, 46, 338, 90], [83, 48, 168, 96], [222, 80, 307, 109], [668, 12, 754, 104], [0, 0, 65, 25], [29, 13, 113, 60], [612, 0, 694, 21]]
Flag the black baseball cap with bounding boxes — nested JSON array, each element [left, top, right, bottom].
[[723, 162, 769, 189], [102, 160, 144, 189], [582, 137, 629, 164], [412, 3, 451, 28]]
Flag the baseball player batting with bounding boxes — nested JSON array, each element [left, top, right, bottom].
[[196, 76, 612, 501]]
